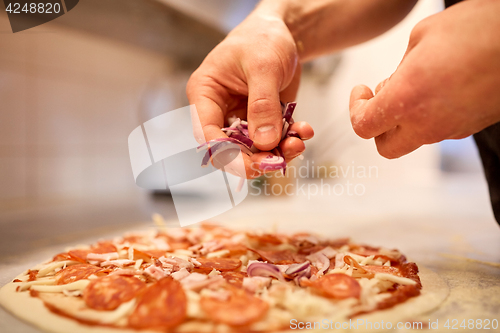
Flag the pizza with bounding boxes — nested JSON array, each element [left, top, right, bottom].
[[0, 220, 448, 333]]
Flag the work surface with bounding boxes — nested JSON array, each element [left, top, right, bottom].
[[0, 173, 499, 332]]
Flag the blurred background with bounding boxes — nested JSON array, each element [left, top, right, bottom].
[[0, 0, 497, 263]]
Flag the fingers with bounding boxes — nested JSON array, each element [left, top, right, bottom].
[[374, 127, 422, 159], [187, 76, 228, 144], [279, 137, 305, 162], [289, 121, 314, 140], [349, 84, 400, 140], [246, 69, 284, 151]]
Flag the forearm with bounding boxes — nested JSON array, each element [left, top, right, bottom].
[[254, 0, 418, 62]]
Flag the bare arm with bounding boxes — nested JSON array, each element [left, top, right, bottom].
[[256, 0, 418, 61]]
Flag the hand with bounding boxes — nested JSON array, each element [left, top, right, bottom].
[[187, 13, 314, 178], [349, 0, 500, 159]]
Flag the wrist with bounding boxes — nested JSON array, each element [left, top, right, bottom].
[[251, 0, 306, 58]]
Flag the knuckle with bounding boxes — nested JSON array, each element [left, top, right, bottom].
[[409, 17, 431, 45], [376, 145, 400, 160], [351, 118, 373, 140], [248, 98, 278, 117]]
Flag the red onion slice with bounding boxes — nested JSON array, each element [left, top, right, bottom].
[[237, 125, 249, 137], [285, 262, 310, 275], [199, 102, 298, 172], [282, 102, 296, 123], [259, 155, 286, 171], [247, 262, 285, 281], [200, 141, 240, 167], [306, 252, 330, 276], [286, 130, 300, 139], [228, 133, 253, 149]]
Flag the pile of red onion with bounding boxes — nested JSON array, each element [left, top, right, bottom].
[[198, 102, 299, 173]]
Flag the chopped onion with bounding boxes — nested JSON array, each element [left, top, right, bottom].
[[199, 102, 299, 172], [247, 262, 285, 281], [286, 130, 300, 139], [306, 252, 330, 276], [228, 133, 253, 148], [293, 266, 312, 286], [285, 262, 310, 276], [259, 155, 286, 171], [200, 140, 251, 168]]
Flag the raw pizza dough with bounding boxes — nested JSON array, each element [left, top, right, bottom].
[[0, 224, 449, 333]]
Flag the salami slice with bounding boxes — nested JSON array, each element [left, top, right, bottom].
[[200, 288, 269, 326], [309, 273, 361, 299], [196, 258, 241, 272], [167, 240, 191, 250], [56, 264, 104, 285], [221, 244, 248, 257], [67, 242, 118, 263], [247, 233, 283, 246], [83, 275, 146, 311], [376, 284, 420, 310], [221, 271, 247, 287], [128, 277, 187, 330], [52, 253, 73, 262], [93, 242, 117, 254], [362, 265, 401, 276], [251, 249, 302, 264], [67, 249, 90, 263]]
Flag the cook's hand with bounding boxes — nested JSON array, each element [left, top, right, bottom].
[[186, 13, 314, 178], [349, 0, 500, 159]]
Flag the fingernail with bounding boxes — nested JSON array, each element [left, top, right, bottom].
[[254, 125, 278, 145]]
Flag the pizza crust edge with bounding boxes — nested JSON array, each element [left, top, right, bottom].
[[0, 266, 449, 333]]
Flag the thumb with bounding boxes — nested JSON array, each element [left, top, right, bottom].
[[247, 72, 284, 151]]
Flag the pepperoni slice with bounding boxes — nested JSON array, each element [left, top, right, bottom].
[[67, 249, 90, 263], [141, 249, 167, 259], [93, 241, 117, 253], [52, 253, 73, 262], [362, 265, 401, 276], [247, 233, 283, 246], [349, 244, 381, 257], [196, 258, 241, 272], [251, 249, 301, 265], [67, 242, 118, 263], [129, 277, 187, 330], [168, 241, 191, 250], [325, 238, 350, 249], [200, 288, 269, 326], [56, 264, 105, 285], [399, 262, 422, 288], [84, 275, 146, 311], [376, 284, 420, 310], [309, 274, 361, 299], [221, 244, 248, 257], [221, 271, 247, 287]]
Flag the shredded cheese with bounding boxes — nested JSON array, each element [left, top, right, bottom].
[[19, 278, 57, 291], [374, 273, 417, 285], [37, 261, 79, 278], [30, 279, 90, 292], [134, 259, 143, 270], [206, 249, 229, 258]]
